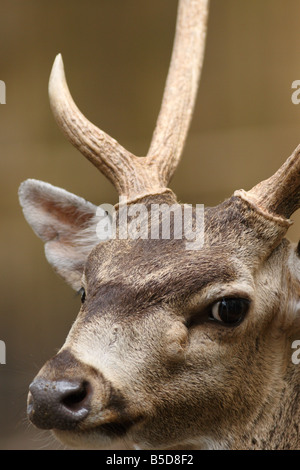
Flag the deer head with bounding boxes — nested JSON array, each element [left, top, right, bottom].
[[18, 0, 300, 450]]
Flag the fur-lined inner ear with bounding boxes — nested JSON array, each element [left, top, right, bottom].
[[18, 179, 100, 290]]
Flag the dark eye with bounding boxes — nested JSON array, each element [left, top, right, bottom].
[[78, 287, 86, 304], [209, 298, 250, 326]]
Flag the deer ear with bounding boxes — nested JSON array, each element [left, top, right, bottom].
[[18, 179, 99, 290]]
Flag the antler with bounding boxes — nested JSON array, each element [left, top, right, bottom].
[[235, 145, 300, 223], [147, 0, 209, 186], [49, 0, 210, 202]]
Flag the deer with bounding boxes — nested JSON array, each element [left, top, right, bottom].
[[18, 0, 300, 450]]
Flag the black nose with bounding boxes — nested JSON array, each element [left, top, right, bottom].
[[27, 378, 92, 430]]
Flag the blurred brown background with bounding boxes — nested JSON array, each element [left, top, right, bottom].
[[0, 0, 299, 450]]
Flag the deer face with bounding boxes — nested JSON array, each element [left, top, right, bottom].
[[20, 185, 299, 449], [19, 0, 300, 450]]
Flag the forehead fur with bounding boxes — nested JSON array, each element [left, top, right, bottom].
[[84, 191, 287, 289], [84, 244, 237, 314], [81, 191, 288, 324]]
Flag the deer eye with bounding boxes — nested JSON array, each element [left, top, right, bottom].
[[209, 298, 249, 326], [78, 287, 86, 304]]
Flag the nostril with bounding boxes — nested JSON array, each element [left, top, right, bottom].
[[61, 381, 91, 412], [28, 378, 92, 430]]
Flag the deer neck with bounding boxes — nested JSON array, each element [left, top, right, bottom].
[[236, 360, 299, 450]]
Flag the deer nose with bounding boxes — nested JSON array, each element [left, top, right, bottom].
[[27, 378, 92, 430]]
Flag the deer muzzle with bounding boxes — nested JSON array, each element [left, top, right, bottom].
[[27, 349, 130, 436]]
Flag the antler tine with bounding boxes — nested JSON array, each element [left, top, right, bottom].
[[235, 145, 300, 222], [147, 0, 210, 186], [49, 54, 143, 199], [49, 54, 173, 201]]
